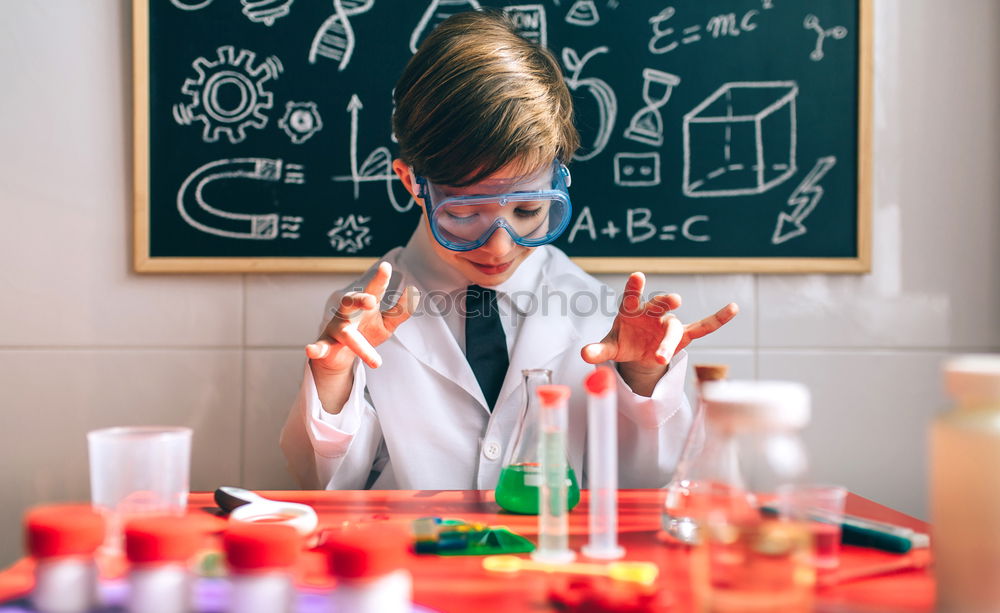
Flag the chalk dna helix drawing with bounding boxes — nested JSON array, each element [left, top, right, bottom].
[[278, 101, 323, 144], [309, 0, 375, 71], [177, 158, 305, 240], [172, 46, 283, 144], [683, 81, 799, 198]]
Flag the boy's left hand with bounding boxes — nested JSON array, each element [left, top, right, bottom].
[[581, 272, 739, 372]]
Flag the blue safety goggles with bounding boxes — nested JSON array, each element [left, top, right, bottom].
[[415, 161, 573, 252]]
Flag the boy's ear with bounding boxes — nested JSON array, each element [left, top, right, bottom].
[[392, 158, 425, 210]]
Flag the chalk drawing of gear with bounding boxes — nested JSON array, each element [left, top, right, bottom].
[[278, 101, 323, 144], [177, 157, 305, 240], [173, 46, 283, 144]]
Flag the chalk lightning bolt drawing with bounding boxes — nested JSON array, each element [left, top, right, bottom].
[[772, 156, 837, 245]]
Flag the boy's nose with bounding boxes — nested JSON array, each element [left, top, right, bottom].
[[477, 226, 515, 256]]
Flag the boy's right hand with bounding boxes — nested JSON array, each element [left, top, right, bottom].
[[305, 262, 420, 374]]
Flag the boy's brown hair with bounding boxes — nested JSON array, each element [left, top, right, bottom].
[[392, 10, 579, 187]]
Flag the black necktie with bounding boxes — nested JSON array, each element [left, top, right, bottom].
[[465, 285, 509, 411]]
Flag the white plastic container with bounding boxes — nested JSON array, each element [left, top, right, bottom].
[[25, 505, 105, 613], [124, 516, 201, 613], [223, 523, 301, 613], [931, 354, 1000, 613], [325, 526, 412, 613]]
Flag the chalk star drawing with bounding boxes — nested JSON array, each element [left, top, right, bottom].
[[173, 46, 282, 144], [328, 215, 372, 253]]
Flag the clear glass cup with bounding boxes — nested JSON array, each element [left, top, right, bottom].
[[87, 426, 192, 551]]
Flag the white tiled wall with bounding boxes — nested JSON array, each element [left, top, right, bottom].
[[1, 0, 998, 568]]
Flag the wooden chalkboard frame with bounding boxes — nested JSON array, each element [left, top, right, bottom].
[[133, 0, 871, 274]]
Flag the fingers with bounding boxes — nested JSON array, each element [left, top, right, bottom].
[[619, 272, 646, 316], [684, 302, 740, 341], [363, 261, 393, 303], [336, 291, 378, 319], [647, 292, 682, 315], [336, 326, 382, 369], [581, 339, 618, 364], [305, 339, 336, 360], [382, 285, 421, 333], [656, 315, 685, 363], [306, 328, 382, 369]]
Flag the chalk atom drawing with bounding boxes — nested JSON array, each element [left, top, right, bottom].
[[503, 5, 547, 47], [562, 47, 617, 162], [683, 81, 798, 198], [278, 101, 323, 144], [332, 95, 415, 213], [772, 156, 836, 245], [173, 46, 281, 144], [614, 152, 660, 187], [177, 158, 305, 240], [624, 68, 680, 147], [565, 0, 599, 26], [328, 215, 373, 253], [804, 14, 848, 61], [309, 0, 374, 71], [410, 0, 482, 54], [240, 0, 294, 26]]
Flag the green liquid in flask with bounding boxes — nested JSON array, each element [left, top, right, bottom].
[[495, 462, 581, 515]]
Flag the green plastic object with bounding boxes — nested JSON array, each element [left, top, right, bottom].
[[430, 527, 535, 556]]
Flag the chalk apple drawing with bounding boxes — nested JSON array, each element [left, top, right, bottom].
[[562, 46, 617, 162]]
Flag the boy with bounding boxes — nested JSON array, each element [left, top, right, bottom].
[[281, 10, 737, 490]]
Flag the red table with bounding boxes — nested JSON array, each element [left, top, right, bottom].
[[1, 489, 933, 612]]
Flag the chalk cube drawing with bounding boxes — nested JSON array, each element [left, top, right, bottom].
[[683, 81, 798, 198]]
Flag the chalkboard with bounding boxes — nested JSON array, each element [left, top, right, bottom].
[[133, 0, 871, 273]]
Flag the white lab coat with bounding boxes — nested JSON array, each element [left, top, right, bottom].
[[280, 226, 694, 491]]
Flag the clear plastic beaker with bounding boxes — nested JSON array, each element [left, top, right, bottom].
[[495, 370, 580, 515], [88, 426, 192, 551]]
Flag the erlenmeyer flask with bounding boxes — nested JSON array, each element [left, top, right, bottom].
[[661, 364, 729, 544], [495, 369, 581, 514], [409, 0, 482, 54]]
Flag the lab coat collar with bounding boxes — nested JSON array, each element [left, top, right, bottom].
[[393, 223, 485, 408]]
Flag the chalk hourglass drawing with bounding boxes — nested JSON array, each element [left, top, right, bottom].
[[624, 68, 680, 147]]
